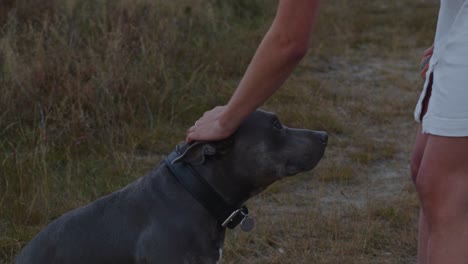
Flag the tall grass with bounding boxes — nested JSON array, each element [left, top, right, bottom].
[[1, 0, 270, 261], [1, 0, 438, 263]]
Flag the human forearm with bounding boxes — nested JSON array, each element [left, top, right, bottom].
[[221, 0, 320, 126], [222, 29, 310, 126]]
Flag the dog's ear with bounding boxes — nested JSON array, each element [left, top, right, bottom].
[[173, 138, 234, 165], [173, 142, 217, 165]]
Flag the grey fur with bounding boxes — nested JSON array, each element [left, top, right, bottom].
[[15, 110, 327, 264]]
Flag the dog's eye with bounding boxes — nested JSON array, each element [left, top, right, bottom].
[[273, 120, 282, 130]]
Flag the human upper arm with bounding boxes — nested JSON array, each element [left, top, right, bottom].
[[270, 0, 321, 53]]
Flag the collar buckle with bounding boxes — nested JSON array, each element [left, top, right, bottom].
[[222, 206, 255, 232]]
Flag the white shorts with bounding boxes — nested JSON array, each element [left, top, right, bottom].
[[414, 0, 468, 137]]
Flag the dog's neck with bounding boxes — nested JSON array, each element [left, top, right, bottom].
[[165, 150, 256, 230], [191, 162, 255, 207]]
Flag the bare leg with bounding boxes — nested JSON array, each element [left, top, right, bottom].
[[410, 76, 432, 264], [410, 125, 429, 264], [417, 209, 429, 264], [415, 135, 468, 263]]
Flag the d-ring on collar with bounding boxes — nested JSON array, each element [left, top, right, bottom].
[[165, 151, 254, 231]]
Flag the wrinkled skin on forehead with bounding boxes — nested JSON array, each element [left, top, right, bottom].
[[234, 110, 326, 177]]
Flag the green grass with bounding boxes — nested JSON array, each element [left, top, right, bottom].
[[0, 0, 439, 263]]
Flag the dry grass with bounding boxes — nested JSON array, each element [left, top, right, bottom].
[[0, 0, 439, 263]]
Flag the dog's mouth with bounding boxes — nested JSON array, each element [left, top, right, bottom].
[[285, 156, 324, 176], [285, 168, 302, 176], [285, 161, 306, 176]]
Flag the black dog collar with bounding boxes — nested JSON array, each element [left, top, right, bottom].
[[165, 151, 253, 231]]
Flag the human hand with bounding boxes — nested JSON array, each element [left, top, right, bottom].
[[186, 106, 241, 143], [420, 45, 434, 80]]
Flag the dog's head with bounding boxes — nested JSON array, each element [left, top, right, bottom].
[[174, 109, 327, 204]]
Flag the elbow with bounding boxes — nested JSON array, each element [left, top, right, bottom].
[[288, 42, 308, 62], [272, 31, 309, 63], [278, 40, 308, 65]]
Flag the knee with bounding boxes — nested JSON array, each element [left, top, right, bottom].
[[418, 199, 457, 229], [415, 184, 447, 228], [415, 171, 464, 228]]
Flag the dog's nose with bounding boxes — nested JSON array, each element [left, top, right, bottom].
[[316, 131, 328, 145]]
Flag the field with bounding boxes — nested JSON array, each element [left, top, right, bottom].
[[0, 0, 438, 263]]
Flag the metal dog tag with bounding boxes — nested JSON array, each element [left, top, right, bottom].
[[240, 216, 255, 232]]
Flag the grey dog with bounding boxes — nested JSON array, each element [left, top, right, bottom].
[[15, 110, 327, 264]]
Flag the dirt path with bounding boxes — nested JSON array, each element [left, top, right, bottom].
[[226, 53, 423, 263], [309, 56, 420, 210]]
